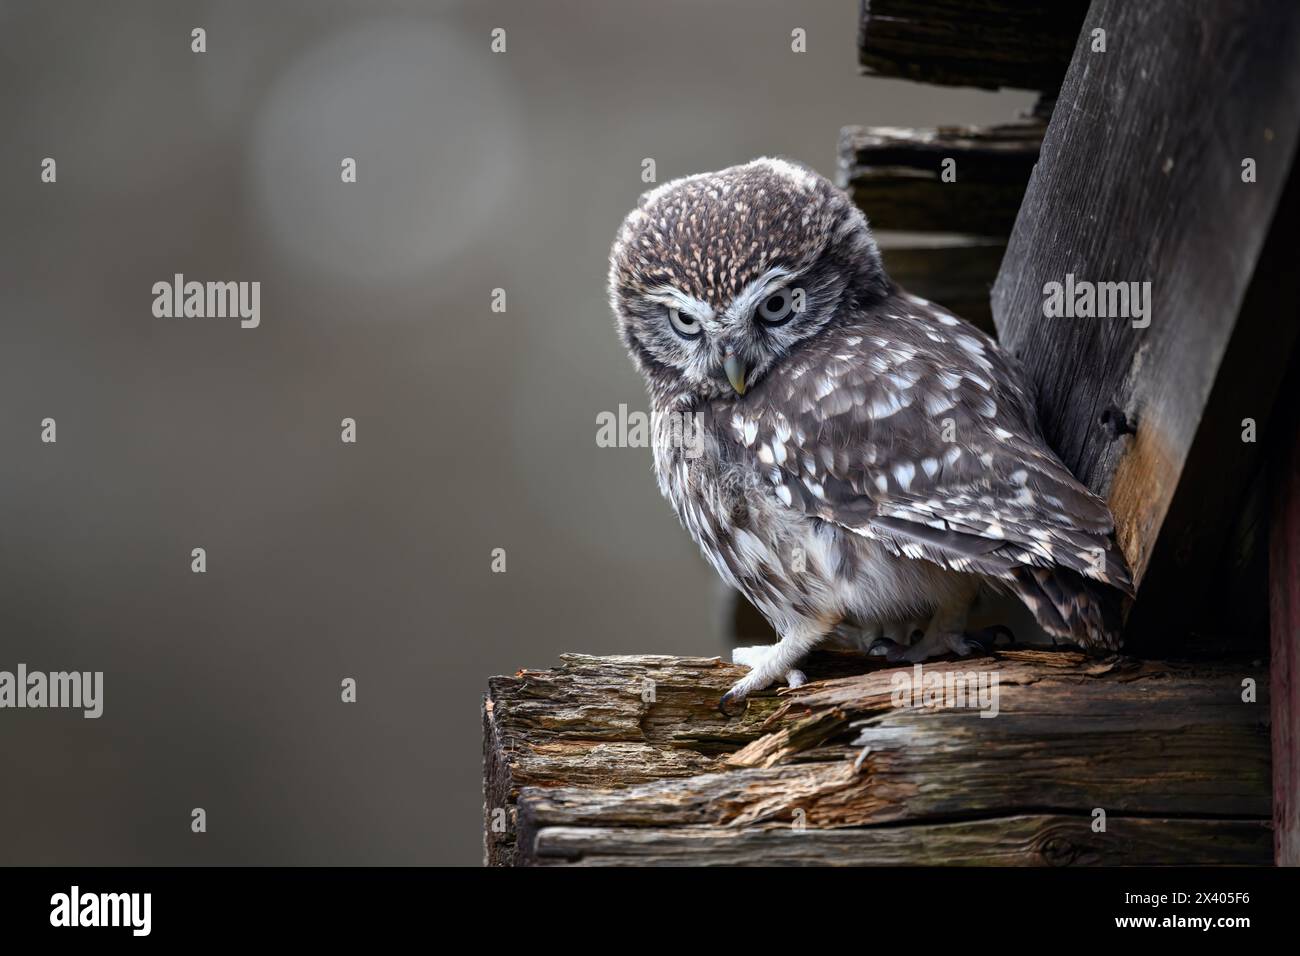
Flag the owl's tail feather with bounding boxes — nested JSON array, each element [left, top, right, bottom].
[[1009, 566, 1125, 651]]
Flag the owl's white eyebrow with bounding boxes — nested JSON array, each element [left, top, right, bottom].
[[727, 267, 800, 320], [644, 286, 713, 321]]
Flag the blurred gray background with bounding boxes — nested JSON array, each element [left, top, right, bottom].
[[0, 0, 1031, 864]]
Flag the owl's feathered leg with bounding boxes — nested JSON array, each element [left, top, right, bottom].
[[721, 624, 827, 714], [731, 645, 807, 689]]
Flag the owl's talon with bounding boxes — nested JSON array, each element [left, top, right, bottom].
[[868, 637, 907, 662], [718, 688, 746, 717]]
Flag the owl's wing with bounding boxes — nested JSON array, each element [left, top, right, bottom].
[[718, 304, 1132, 644]]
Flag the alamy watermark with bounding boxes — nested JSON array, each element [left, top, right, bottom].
[[0, 664, 103, 718], [50, 886, 150, 936], [596, 403, 705, 459], [890, 663, 999, 718], [1042, 273, 1151, 329], [152, 273, 260, 328]]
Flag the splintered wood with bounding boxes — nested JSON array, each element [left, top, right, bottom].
[[484, 651, 1271, 865]]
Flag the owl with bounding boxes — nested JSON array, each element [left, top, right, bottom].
[[608, 158, 1134, 710]]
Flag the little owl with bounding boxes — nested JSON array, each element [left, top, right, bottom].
[[608, 158, 1133, 711]]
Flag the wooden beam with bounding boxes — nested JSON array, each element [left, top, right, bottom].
[[1124, 165, 1300, 654], [482, 655, 781, 865], [486, 651, 1272, 865], [989, 0, 1300, 590], [858, 0, 1089, 91], [526, 817, 1270, 867], [839, 123, 1043, 235]]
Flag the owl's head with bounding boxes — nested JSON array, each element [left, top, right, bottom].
[[609, 157, 888, 404]]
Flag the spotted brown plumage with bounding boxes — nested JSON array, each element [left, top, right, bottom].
[[609, 158, 1133, 706]]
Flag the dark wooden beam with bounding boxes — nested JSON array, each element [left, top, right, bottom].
[[1124, 165, 1300, 654], [990, 0, 1300, 590], [839, 123, 1043, 235], [858, 0, 1089, 91]]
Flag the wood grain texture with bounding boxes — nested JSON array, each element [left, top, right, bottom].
[[528, 817, 1271, 867], [839, 123, 1043, 234], [857, 0, 1089, 91], [485, 651, 1272, 865], [483, 655, 778, 865], [990, 0, 1300, 590]]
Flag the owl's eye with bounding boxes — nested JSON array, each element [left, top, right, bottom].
[[667, 306, 702, 339], [757, 289, 794, 325]]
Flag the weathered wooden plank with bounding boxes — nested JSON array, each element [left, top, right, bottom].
[[483, 699, 517, 865], [483, 654, 780, 865], [489, 651, 1271, 865], [518, 661, 1269, 825], [528, 817, 1272, 867], [857, 0, 1089, 91], [838, 123, 1043, 234], [990, 0, 1300, 590]]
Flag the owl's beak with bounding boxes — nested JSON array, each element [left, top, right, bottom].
[[722, 352, 748, 396]]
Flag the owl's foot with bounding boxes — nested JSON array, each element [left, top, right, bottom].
[[719, 676, 768, 716], [869, 625, 1012, 663], [731, 645, 807, 687], [721, 645, 809, 715]]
